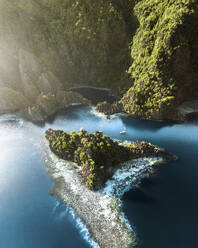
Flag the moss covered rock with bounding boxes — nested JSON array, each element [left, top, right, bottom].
[[22, 91, 89, 123], [121, 0, 198, 121], [45, 129, 173, 189], [96, 101, 124, 115]]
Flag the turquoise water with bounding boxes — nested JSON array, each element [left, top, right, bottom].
[[0, 106, 198, 248]]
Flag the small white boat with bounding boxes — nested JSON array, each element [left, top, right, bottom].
[[120, 129, 126, 134]]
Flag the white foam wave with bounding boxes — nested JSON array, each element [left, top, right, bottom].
[[89, 107, 120, 121], [70, 208, 100, 248], [89, 107, 108, 119], [52, 202, 100, 248], [101, 157, 162, 198]]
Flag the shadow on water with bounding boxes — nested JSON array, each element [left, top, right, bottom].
[[123, 186, 157, 205], [123, 134, 198, 248], [46, 105, 88, 124], [120, 115, 175, 132], [70, 86, 119, 104]]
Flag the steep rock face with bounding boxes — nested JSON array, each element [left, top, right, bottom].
[[18, 49, 63, 102], [0, 0, 136, 92], [0, 0, 136, 120], [23, 91, 89, 123], [96, 101, 124, 115], [0, 50, 22, 92], [121, 0, 198, 121], [0, 47, 89, 122], [18, 49, 41, 102]]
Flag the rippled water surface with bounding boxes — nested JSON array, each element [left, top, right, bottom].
[[0, 106, 198, 248]]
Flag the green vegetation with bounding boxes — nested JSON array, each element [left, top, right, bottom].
[[45, 129, 166, 189], [96, 101, 124, 115], [0, 0, 198, 121], [121, 0, 198, 119]]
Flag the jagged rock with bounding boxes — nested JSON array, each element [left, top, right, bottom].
[[96, 101, 124, 115], [45, 129, 175, 190], [36, 91, 89, 117], [22, 91, 89, 123], [56, 90, 89, 107]]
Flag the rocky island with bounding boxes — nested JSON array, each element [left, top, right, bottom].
[[43, 129, 177, 248]]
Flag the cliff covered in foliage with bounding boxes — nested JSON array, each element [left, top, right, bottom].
[[0, 0, 198, 121], [122, 0, 198, 121]]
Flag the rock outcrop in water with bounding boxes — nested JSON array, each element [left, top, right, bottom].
[[45, 129, 174, 189], [44, 129, 177, 248], [44, 146, 135, 248], [0, 48, 89, 122], [96, 101, 125, 116]]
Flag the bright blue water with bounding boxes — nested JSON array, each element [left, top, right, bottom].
[[0, 106, 198, 248]]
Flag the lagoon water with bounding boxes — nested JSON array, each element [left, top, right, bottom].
[[0, 106, 198, 248]]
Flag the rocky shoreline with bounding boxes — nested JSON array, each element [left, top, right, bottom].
[[0, 49, 91, 124], [42, 131, 177, 248], [95, 99, 198, 123], [42, 142, 135, 248]]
